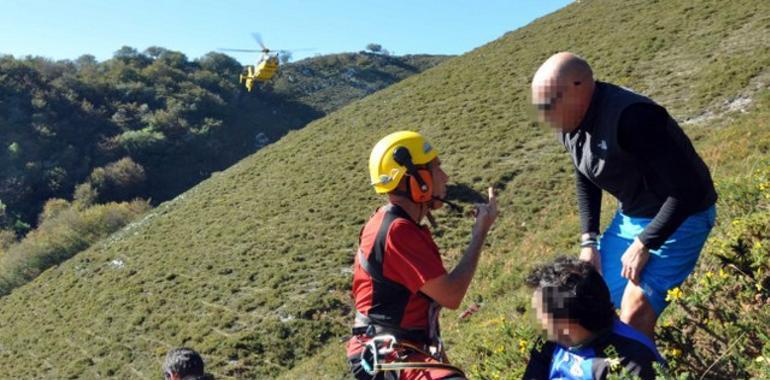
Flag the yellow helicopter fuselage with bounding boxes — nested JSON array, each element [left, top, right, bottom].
[[254, 56, 279, 80], [239, 56, 279, 91]]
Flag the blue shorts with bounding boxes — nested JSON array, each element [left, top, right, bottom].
[[599, 205, 716, 315]]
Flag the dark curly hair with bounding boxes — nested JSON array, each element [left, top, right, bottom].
[[525, 255, 616, 332], [163, 347, 207, 379]]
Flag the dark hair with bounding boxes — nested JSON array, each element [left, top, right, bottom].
[[163, 347, 205, 379], [525, 256, 615, 332]]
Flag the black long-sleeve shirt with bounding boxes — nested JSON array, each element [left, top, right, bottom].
[[577, 103, 714, 249]]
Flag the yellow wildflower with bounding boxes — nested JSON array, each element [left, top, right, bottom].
[[669, 348, 682, 358], [666, 287, 683, 302], [518, 339, 528, 354], [719, 268, 728, 279], [496, 345, 505, 354]]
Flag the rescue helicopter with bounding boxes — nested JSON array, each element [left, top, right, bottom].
[[219, 33, 312, 92]]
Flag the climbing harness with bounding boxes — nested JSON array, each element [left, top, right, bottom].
[[352, 204, 466, 378], [359, 334, 465, 377]]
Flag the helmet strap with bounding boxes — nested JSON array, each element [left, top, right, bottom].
[[391, 189, 435, 226], [426, 211, 437, 228]]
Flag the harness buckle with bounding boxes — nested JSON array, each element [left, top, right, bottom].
[[360, 334, 397, 375]]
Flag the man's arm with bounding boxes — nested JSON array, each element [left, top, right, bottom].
[[618, 103, 709, 250], [618, 104, 707, 249], [576, 168, 602, 236], [618, 103, 710, 282], [420, 187, 497, 309], [576, 168, 603, 273]]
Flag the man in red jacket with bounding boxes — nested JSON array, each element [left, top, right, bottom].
[[346, 131, 497, 380]]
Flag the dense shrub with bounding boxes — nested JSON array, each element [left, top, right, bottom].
[[85, 157, 147, 203], [38, 198, 71, 224], [0, 199, 150, 296]]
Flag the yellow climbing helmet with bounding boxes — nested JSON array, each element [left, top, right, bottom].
[[369, 131, 438, 194]]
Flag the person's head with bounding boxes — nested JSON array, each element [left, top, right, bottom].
[[525, 256, 615, 346], [369, 131, 449, 216], [163, 348, 205, 380], [531, 52, 596, 133]]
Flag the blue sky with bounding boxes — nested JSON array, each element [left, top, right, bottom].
[[0, 0, 572, 65]]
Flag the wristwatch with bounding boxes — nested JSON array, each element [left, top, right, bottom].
[[580, 232, 598, 248]]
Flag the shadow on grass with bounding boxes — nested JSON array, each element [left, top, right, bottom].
[[446, 183, 487, 205]]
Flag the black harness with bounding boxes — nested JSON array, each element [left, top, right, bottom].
[[353, 205, 441, 346]]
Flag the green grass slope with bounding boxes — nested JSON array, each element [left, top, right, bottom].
[[272, 53, 449, 113], [0, 50, 446, 231], [0, 0, 768, 378]]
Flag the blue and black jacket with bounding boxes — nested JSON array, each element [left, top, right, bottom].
[[523, 319, 665, 380]]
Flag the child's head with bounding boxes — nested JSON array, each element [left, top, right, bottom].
[[526, 256, 616, 345]]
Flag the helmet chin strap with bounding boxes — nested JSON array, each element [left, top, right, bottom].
[[391, 189, 464, 228], [425, 195, 465, 228], [425, 211, 437, 228], [431, 196, 463, 213]]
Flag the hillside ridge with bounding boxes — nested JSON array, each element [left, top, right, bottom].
[[0, 0, 768, 378]]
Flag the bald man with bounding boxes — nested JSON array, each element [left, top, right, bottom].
[[531, 52, 717, 338]]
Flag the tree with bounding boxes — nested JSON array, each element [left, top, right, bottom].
[[143, 46, 169, 60], [116, 128, 167, 155], [73, 183, 98, 208], [113, 46, 151, 67], [38, 198, 70, 224], [0, 200, 6, 226], [85, 157, 147, 203], [113, 46, 140, 62], [197, 52, 243, 78], [0, 229, 15, 252], [157, 50, 189, 70], [74, 54, 98, 69], [366, 43, 383, 54], [7, 142, 20, 158]]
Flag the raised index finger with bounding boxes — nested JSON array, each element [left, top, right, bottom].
[[488, 186, 496, 205]]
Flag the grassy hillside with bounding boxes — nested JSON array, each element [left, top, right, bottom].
[[0, 50, 444, 308], [0, 0, 768, 378], [272, 53, 448, 113], [0, 50, 445, 231]]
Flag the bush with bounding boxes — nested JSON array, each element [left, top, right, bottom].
[[85, 157, 147, 203], [115, 128, 166, 154], [0, 229, 15, 253], [38, 198, 71, 224], [7, 142, 20, 158], [0, 199, 151, 296], [657, 165, 770, 378], [73, 183, 99, 208], [366, 43, 382, 54]]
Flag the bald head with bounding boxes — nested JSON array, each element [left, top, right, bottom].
[[531, 52, 596, 132], [532, 52, 594, 89]]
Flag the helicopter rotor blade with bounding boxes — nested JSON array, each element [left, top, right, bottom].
[[251, 32, 267, 50], [275, 48, 316, 54], [219, 48, 263, 53]]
